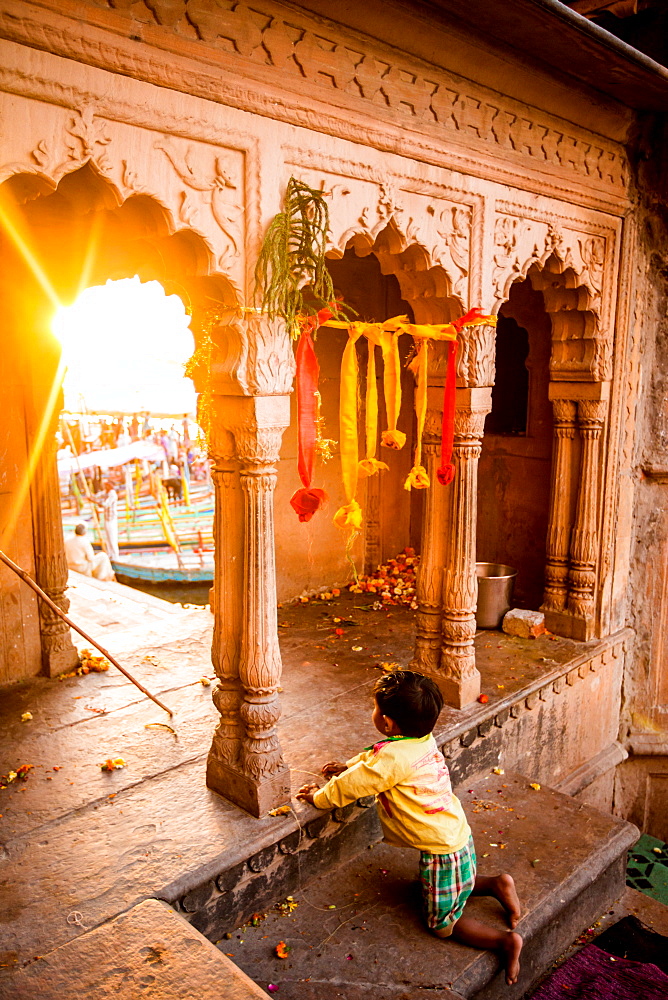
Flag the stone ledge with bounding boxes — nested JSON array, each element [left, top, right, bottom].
[[555, 741, 628, 797], [8, 899, 267, 1000]]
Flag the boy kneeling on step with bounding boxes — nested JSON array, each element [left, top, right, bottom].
[[298, 670, 523, 986]]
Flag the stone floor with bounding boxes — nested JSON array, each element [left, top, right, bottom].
[[0, 572, 630, 989]]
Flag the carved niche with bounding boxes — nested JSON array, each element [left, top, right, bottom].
[[492, 210, 615, 382]]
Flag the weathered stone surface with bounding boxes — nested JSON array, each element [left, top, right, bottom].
[[9, 899, 267, 1000], [0, 587, 629, 976], [502, 609, 546, 639]]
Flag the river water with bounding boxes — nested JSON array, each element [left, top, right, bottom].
[[125, 579, 211, 607]]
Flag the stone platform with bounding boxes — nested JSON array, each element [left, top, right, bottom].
[[0, 574, 635, 995], [11, 899, 269, 1000]]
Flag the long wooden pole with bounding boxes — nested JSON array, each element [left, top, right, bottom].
[[0, 549, 173, 717]]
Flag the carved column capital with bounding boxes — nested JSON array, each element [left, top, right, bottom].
[[456, 323, 496, 389], [234, 425, 285, 470]]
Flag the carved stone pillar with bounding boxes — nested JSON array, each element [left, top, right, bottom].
[[542, 384, 609, 641], [411, 401, 447, 673], [541, 397, 577, 614], [206, 421, 245, 791], [31, 416, 79, 677], [440, 388, 492, 708], [205, 395, 291, 817], [566, 398, 607, 632]]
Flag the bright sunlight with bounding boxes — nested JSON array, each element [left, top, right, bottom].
[[52, 277, 196, 415]]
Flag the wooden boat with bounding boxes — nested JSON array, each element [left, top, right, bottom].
[[64, 483, 213, 546], [111, 547, 214, 584]]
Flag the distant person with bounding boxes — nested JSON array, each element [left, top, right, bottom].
[[182, 414, 191, 447], [130, 413, 139, 440], [163, 462, 182, 501], [298, 671, 523, 985], [93, 481, 119, 560], [64, 524, 115, 581]]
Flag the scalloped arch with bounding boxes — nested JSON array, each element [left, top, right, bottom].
[[0, 162, 245, 388], [326, 218, 464, 324], [501, 252, 607, 382]]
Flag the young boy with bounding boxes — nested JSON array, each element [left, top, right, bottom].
[[298, 670, 523, 985]]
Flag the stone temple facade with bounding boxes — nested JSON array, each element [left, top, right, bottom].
[[0, 0, 666, 828]]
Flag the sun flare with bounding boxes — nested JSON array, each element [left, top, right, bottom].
[[52, 276, 196, 415]]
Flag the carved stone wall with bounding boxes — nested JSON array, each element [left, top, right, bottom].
[[0, 2, 649, 824]]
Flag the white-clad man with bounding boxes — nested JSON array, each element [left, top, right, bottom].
[[93, 481, 119, 560], [64, 524, 115, 581]]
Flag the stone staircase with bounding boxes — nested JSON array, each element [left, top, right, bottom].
[[216, 771, 638, 999], [13, 770, 637, 999]]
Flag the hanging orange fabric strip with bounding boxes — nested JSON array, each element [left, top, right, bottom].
[[379, 329, 406, 450], [333, 325, 364, 528], [358, 337, 389, 478], [404, 340, 430, 491]]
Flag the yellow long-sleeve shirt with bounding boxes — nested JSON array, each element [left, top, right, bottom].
[[312, 733, 471, 854]]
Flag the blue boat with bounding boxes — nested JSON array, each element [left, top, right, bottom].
[[111, 547, 214, 584]]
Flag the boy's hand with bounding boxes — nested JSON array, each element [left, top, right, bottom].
[[296, 782, 320, 805], [321, 761, 348, 778]]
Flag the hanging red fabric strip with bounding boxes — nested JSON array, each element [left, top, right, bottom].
[[437, 339, 458, 486], [296, 329, 318, 488], [292, 327, 328, 520], [451, 307, 484, 333]]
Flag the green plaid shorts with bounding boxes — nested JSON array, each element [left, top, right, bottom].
[[419, 835, 477, 934]]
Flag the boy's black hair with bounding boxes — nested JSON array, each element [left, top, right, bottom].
[[373, 670, 443, 738]]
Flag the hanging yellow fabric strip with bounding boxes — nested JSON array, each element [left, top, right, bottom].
[[358, 335, 389, 478], [379, 328, 406, 451], [334, 324, 364, 528], [404, 340, 431, 491]]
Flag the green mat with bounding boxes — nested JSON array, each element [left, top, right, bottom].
[[626, 833, 668, 905]]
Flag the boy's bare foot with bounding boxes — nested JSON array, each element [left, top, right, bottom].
[[501, 931, 523, 985], [492, 874, 521, 929]]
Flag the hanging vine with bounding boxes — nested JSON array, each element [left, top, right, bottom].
[[254, 176, 344, 336]]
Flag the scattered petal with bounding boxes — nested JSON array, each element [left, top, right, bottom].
[[20, 712, 33, 722], [268, 986, 279, 993], [531, 859, 540, 867], [492, 767, 504, 775], [275, 941, 290, 959], [100, 758, 126, 771], [351, 646, 363, 652], [529, 782, 541, 791], [200, 676, 211, 686], [268, 805, 292, 816], [478, 694, 489, 704]]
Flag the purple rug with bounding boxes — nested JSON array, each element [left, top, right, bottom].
[[530, 943, 668, 999]]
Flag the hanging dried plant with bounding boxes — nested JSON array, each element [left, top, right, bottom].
[[254, 176, 339, 336]]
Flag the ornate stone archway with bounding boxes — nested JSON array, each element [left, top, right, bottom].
[[0, 115, 296, 815], [493, 224, 613, 641]]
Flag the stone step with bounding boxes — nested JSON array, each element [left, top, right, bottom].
[[7, 899, 267, 1000], [216, 772, 638, 999]]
